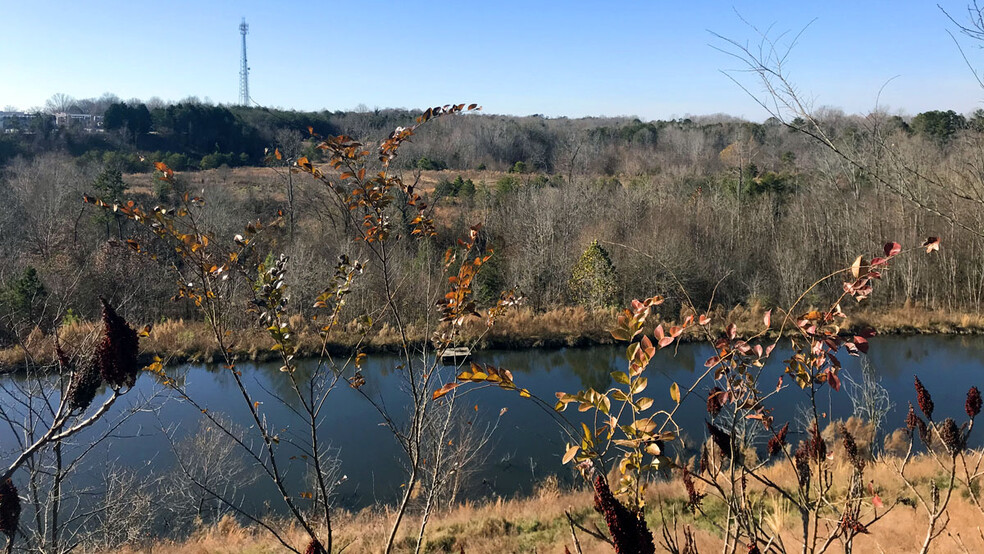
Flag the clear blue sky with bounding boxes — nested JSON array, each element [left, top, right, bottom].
[[1, 1, 982, 120]]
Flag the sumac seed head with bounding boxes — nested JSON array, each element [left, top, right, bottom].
[[914, 376, 934, 420], [767, 423, 789, 458], [95, 299, 140, 389], [939, 418, 965, 455], [0, 479, 20, 538], [966, 386, 982, 420], [707, 387, 725, 418]]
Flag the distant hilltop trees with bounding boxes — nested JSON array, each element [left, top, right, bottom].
[[5, 92, 984, 177]]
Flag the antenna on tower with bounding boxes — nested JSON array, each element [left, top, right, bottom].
[[239, 17, 250, 106]]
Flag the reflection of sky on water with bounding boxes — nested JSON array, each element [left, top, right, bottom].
[[2, 335, 982, 513]]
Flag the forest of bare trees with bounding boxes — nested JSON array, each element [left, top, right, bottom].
[[1, 102, 980, 347]]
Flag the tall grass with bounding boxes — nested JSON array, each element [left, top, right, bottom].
[[5, 304, 984, 370], [101, 449, 984, 554]]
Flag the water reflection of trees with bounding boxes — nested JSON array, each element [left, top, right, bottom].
[[185, 335, 984, 403]]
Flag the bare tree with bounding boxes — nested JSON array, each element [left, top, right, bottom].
[[43, 94, 76, 115]]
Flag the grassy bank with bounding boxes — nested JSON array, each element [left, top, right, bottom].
[[101, 450, 983, 554], [5, 304, 984, 369]]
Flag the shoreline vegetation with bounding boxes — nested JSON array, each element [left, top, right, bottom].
[[4, 303, 984, 370], [103, 449, 983, 554]]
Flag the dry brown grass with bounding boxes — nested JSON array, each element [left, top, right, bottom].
[[5, 303, 984, 370], [92, 450, 984, 554], [0, 306, 620, 369]]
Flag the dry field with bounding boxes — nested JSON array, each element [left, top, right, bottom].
[[102, 450, 984, 554]]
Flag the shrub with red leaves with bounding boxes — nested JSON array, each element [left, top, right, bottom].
[[914, 376, 934, 420], [592, 475, 655, 554], [0, 479, 19, 539], [95, 299, 140, 389]]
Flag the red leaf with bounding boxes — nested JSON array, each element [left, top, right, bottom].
[[884, 242, 902, 257], [763, 309, 771, 328], [826, 368, 841, 392], [658, 337, 674, 348], [923, 237, 940, 253], [853, 335, 869, 354], [857, 327, 877, 338], [872, 493, 883, 508]]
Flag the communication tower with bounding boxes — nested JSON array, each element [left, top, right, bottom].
[[239, 18, 250, 106]]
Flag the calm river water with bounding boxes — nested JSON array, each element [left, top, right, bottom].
[[4, 335, 983, 512]]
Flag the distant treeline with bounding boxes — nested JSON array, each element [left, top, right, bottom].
[[3, 97, 984, 346], [2, 94, 981, 176]]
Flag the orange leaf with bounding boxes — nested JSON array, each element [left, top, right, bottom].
[[432, 382, 460, 400]]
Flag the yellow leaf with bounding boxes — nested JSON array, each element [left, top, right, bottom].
[[562, 445, 579, 464], [670, 382, 681, 404], [851, 255, 863, 279]]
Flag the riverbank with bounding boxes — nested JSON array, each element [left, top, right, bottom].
[[103, 450, 983, 554], [4, 303, 984, 370]]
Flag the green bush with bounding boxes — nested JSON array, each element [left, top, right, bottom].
[[415, 156, 447, 171], [495, 176, 520, 195], [434, 175, 477, 199], [508, 161, 528, 174], [569, 240, 620, 308], [200, 152, 238, 170], [164, 152, 189, 171], [1, 267, 48, 334]]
